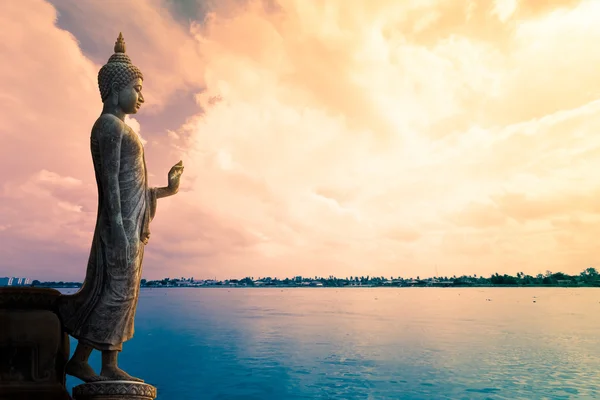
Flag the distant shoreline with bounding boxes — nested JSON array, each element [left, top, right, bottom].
[[34, 284, 600, 289], [8, 267, 600, 289]]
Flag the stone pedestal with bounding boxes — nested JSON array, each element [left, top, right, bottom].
[[72, 381, 157, 400], [0, 287, 71, 400]]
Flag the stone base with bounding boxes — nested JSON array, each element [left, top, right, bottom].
[[0, 287, 71, 400], [72, 381, 157, 400]]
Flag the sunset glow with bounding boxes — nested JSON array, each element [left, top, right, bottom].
[[2, 0, 600, 280]]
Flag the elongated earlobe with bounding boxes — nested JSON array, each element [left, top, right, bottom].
[[111, 82, 120, 106]]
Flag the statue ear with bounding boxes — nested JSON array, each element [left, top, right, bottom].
[[111, 82, 120, 106]]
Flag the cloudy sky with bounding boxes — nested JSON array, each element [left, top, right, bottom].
[[2, 0, 600, 281]]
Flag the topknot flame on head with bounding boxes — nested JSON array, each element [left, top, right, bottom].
[[114, 32, 126, 53]]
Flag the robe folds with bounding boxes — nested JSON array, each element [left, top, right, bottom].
[[58, 121, 157, 351]]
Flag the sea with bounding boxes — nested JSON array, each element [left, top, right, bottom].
[[59, 287, 600, 399]]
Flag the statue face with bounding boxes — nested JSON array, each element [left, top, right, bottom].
[[118, 78, 144, 114]]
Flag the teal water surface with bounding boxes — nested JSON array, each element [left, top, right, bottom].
[[60, 288, 600, 399]]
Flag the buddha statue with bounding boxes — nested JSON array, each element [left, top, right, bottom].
[[57, 33, 184, 383]]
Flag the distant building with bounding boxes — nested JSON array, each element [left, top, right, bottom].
[[0, 277, 30, 287]]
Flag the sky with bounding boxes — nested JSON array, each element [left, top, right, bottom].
[[2, 0, 600, 281]]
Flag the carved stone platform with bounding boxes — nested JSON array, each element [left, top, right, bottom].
[[72, 381, 157, 400], [0, 287, 71, 400]]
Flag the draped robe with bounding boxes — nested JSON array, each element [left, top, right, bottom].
[[58, 117, 157, 351]]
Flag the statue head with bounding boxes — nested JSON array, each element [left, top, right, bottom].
[[98, 33, 144, 114]]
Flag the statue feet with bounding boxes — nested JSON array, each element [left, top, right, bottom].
[[100, 365, 144, 382], [66, 360, 109, 383]]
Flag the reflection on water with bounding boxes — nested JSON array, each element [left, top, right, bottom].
[[61, 288, 600, 399]]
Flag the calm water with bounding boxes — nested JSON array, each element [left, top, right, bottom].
[[60, 288, 600, 399]]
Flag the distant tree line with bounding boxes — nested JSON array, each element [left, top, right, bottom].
[[131, 267, 600, 288], [26, 267, 600, 288]]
